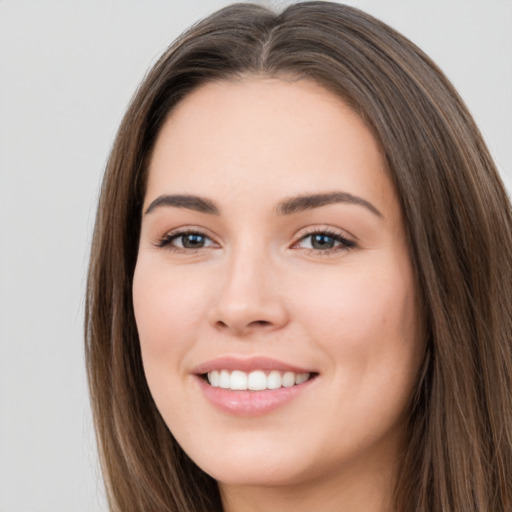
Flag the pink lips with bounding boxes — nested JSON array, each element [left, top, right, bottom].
[[193, 356, 313, 375], [193, 356, 317, 416]]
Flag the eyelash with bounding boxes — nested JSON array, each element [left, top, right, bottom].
[[293, 228, 356, 255], [156, 228, 356, 255], [156, 230, 214, 252]]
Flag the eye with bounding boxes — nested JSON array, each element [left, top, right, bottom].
[[294, 230, 356, 253], [157, 230, 217, 251]]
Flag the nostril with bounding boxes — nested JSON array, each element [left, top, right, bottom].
[[250, 320, 271, 327], [214, 319, 272, 332]]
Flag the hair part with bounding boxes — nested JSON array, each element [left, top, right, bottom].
[[85, 2, 512, 511]]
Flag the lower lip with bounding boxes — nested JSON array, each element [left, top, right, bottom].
[[196, 376, 316, 416]]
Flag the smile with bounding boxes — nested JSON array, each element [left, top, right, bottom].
[[193, 357, 318, 415], [207, 369, 311, 391]]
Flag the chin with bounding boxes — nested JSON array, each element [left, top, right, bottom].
[[184, 438, 311, 487], [203, 461, 307, 488]]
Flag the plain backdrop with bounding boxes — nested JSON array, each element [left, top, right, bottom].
[[0, 1, 510, 511]]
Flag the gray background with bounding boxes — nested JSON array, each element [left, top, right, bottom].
[[0, 1, 510, 511]]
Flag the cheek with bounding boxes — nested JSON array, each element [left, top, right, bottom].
[[292, 258, 421, 388], [298, 263, 415, 331], [132, 260, 210, 370], [292, 263, 422, 451]]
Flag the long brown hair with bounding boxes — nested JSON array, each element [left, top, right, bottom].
[[85, 3, 512, 510]]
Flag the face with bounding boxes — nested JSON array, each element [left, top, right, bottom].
[[133, 77, 423, 495]]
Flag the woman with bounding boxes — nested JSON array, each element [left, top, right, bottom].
[[85, 2, 512, 511]]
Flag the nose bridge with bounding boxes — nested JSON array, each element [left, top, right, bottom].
[[210, 236, 287, 334]]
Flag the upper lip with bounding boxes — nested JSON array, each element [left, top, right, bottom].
[[192, 356, 315, 375]]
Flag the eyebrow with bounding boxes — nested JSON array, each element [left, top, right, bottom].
[[145, 194, 219, 215], [144, 191, 382, 218], [276, 192, 383, 217]]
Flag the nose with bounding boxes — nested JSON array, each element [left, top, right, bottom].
[[209, 246, 289, 337]]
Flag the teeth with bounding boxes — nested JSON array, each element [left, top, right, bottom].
[[282, 371, 295, 388], [207, 369, 311, 391], [209, 370, 220, 387], [295, 372, 309, 384], [247, 370, 267, 390], [230, 370, 247, 390], [219, 370, 230, 389], [267, 370, 282, 389]]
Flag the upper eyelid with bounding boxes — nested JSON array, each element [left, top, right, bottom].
[[159, 225, 217, 240], [294, 225, 356, 242]]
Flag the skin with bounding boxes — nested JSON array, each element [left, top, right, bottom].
[[132, 77, 424, 512]]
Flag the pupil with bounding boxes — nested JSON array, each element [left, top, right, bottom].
[[312, 234, 334, 249], [182, 234, 205, 248]]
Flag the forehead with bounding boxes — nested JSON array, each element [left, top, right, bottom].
[[146, 77, 398, 221]]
